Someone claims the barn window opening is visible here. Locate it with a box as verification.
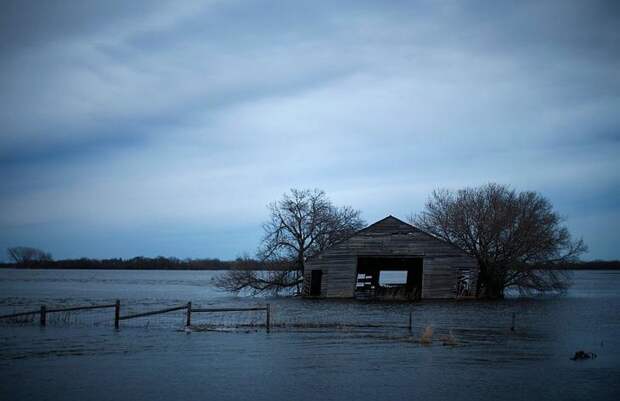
[355,257,423,300]
[379,271,408,286]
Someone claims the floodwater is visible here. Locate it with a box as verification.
[0,269,619,401]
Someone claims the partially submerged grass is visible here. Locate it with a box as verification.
[420,325,433,345]
[49,311,79,325]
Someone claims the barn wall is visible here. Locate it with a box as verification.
[304,217,478,299]
[306,256,356,298]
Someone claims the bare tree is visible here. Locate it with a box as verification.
[215,189,365,295]
[214,265,302,296]
[7,246,53,267]
[411,183,587,299]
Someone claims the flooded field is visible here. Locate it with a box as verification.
[1,269,619,401]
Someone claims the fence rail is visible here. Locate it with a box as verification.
[47,304,117,313]
[0,309,40,319]
[190,305,271,331]
[0,302,119,327]
[119,305,188,321]
[191,307,268,312]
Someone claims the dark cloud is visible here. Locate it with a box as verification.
[0,0,164,53]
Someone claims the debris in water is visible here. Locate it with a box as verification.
[440,330,457,346]
[570,351,597,361]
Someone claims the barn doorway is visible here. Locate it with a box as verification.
[355,257,423,300]
[309,270,323,296]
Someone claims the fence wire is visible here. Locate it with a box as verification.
[1,301,522,347]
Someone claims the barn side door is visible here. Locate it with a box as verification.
[310,270,323,296]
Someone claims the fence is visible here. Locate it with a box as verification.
[0,301,271,331]
[0,303,521,339]
[0,301,412,333]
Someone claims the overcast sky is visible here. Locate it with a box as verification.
[0,0,618,261]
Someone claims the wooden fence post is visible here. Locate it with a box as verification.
[114,300,120,329]
[186,302,192,327]
[409,311,413,334]
[40,305,46,327]
[266,304,271,333]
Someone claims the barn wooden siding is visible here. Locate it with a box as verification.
[303,216,478,299]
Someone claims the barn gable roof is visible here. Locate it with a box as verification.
[307,215,472,263]
[357,215,418,235]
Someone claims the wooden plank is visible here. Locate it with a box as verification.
[0,310,40,319]
[191,307,267,313]
[119,305,188,320]
[46,304,116,313]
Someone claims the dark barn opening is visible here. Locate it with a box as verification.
[309,270,323,296]
[355,257,423,300]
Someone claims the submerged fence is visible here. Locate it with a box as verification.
[0,302,521,341]
[0,301,272,331]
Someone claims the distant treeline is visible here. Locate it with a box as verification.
[0,256,291,271]
[547,260,620,270]
[1,252,618,271]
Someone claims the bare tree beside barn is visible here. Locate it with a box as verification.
[215,189,365,295]
[411,183,587,298]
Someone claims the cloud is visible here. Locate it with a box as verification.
[0,0,618,259]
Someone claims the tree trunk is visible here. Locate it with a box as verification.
[476,264,505,299]
[484,279,505,299]
[475,262,487,298]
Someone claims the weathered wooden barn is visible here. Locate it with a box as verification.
[302,216,478,300]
